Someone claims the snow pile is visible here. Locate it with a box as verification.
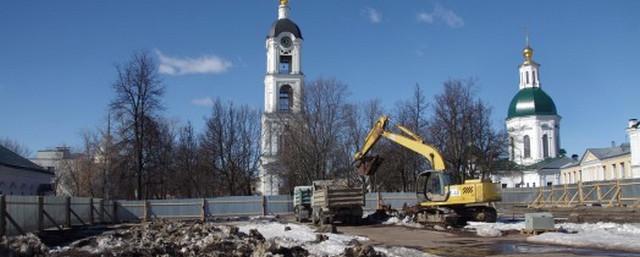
[465,221,525,237]
[528,222,640,252]
[382,216,425,229]
[238,220,438,257]
[238,221,368,256]
[45,220,326,257]
[374,246,440,257]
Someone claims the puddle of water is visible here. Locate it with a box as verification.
[424,240,640,257]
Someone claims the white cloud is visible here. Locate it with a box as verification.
[417,4,464,28]
[362,7,382,24]
[191,97,215,107]
[155,50,232,76]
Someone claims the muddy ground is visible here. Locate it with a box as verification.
[337,223,640,257]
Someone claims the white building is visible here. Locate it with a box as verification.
[628,119,640,177]
[561,144,632,184]
[494,39,574,188]
[506,42,561,166]
[0,145,54,195]
[494,157,576,188]
[258,0,305,195]
[31,146,80,196]
[559,119,640,184]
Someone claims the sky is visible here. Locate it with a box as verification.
[0,0,639,158]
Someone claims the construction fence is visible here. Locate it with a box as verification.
[0,192,417,237]
[6,180,638,237]
[500,178,640,208]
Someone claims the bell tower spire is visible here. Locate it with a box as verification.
[518,35,541,90]
[278,0,289,19]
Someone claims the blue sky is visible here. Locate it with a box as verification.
[1,0,639,157]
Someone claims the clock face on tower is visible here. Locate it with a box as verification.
[280,37,292,49]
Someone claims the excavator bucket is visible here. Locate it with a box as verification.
[355,156,383,176]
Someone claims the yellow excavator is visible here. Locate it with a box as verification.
[354,116,501,224]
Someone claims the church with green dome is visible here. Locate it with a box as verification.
[505,42,562,167]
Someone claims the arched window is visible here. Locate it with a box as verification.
[523,135,531,158]
[533,71,537,84]
[542,134,549,158]
[279,55,292,74]
[509,137,515,160]
[278,85,293,112]
[526,71,530,84]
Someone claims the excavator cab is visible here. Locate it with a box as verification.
[416,171,453,202]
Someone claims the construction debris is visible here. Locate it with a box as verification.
[0,234,48,257]
[0,220,396,257]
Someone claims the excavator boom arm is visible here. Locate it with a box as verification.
[354,115,446,174]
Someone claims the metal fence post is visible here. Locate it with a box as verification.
[113,201,119,224]
[0,195,6,237]
[89,198,94,225]
[201,198,207,222]
[37,196,44,232]
[143,200,149,222]
[98,199,104,223]
[65,196,71,228]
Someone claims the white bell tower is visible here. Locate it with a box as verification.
[506,38,561,166]
[258,0,304,195]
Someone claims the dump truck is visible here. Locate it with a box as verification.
[293,185,313,222]
[311,179,364,225]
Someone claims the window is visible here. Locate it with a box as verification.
[278,85,293,112]
[279,55,292,74]
[621,163,626,178]
[526,71,530,84]
[602,165,607,180]
[532,182,536,187]
[523,135,531,158]
[509,137,515,160]
[533,71,537,84]
[501,184,507,189]
[547,182,553,186]
[526,182,530,188]
[612,164,618,179]
[542,134,549,158]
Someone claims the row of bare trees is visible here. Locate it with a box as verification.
[54,50,506,198]
[277,79,507,193]
[56,52,259,199]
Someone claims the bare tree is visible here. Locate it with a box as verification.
[0,137,32,158]
[201,100,261,196]
[278,78,352,192]
[428,79,506,181]
[174,122,202,197]
[110,51,164,200]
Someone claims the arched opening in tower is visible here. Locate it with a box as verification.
[279,85,293,112]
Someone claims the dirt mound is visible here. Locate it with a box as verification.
[1,220,391,257]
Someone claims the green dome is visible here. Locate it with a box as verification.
[507,87,557,119]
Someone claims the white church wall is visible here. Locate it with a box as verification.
[628,119,640,177]
[507,115,560,166]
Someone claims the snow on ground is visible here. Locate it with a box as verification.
[466,221,640,252]
[238,221,366,256]
[237,221,438,257]
[382,216,425,229]
[374,246,440,257]
[465,221,525,237]
[528,222,640,252]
